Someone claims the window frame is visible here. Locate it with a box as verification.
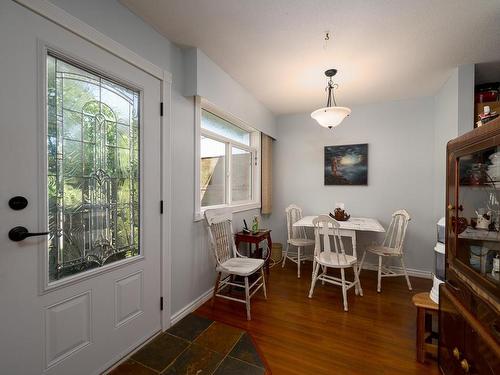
[194,96,261,221]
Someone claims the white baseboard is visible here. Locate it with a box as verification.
[361,262,432,279]
[170,287,214,326]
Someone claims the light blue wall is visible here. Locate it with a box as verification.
[433,69,459,221]
[458,64,475,136]
[270,97,437,273]
[48,0,276,316]
[433,64,475,221]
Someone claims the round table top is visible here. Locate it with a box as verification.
[412,292,439,310]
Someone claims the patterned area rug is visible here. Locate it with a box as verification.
[109,314,268,374]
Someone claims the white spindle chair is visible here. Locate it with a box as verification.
[282,204,315,278]
[308,215,362,311]
[204,209,267,320]
[358,209,412,293]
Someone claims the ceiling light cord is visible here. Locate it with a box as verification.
[326,79,338,107]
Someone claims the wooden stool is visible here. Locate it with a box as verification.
[412,292,439,363]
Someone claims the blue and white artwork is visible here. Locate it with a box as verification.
[324,144,368,185]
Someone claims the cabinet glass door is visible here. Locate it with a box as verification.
[455,145,500,287]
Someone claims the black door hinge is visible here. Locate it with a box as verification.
[160,297,164,311]
[160,102,164,117]
[160,200,164,214]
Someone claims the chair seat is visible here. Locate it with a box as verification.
[217,257,264,276]
[367,245,402,257]
[315,252,357,268]
[288,238,315,247]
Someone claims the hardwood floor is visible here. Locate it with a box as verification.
[196,262,440,375]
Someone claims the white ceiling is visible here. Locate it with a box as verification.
[121,0,500,115]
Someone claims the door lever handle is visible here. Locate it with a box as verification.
[9,226,49,242]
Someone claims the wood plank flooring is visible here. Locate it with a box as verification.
[196,262,440,375]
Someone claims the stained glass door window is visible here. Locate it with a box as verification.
[47,53,140,282]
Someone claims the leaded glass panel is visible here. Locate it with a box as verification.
[47,53,140,282]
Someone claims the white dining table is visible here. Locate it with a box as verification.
[292,216,385,261]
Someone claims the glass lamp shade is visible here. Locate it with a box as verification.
[311,106,351,128]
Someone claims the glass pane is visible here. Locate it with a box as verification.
[200,136,225,207]
[46,53,140,282]
[456,145,500,285]
[201,109,250,145]
[231,147,252,202]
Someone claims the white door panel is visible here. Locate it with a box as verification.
[0,2,162,374]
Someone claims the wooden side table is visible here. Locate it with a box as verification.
[234,230,272,273]
[412,292,439,363]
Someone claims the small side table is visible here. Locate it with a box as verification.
[234,230,272,273]
[412,292,439,363]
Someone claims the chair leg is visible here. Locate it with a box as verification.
[354,262,363,296]
[358,251,367,279]
[212,272,221,306]
[261,267,267,299]
[341,268,348,312]
[244,276,251,320]
[401,257,413,291]
[321,265,326,285]
[377,256,383,293]
[297,247,301,278]
[308,262,320,298]
[282,242,289,268]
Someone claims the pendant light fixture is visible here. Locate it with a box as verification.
[311,69,351,129]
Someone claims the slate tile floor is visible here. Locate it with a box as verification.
[109,314,267,375]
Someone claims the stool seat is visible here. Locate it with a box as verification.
[412,292,438,310]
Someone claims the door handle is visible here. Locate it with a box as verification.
[9,226,49,242]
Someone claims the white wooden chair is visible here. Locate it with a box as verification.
[358,209,412,293]
[308,215,362,311]
[282,204,315,278]
[204,209,266,320]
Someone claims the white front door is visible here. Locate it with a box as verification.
[0,2,163,374]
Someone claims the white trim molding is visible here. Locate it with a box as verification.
[194,96,262,221]
[160,71,173,329]
[14,0,172,82]
[170,287,214,326]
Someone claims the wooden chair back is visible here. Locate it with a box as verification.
[382,209,411,254]
[204,209,236,266]
[312,215,347,264]
[285,204,307,241]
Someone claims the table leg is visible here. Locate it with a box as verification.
[350,232,362,295]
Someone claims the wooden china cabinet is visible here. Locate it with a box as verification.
[440,117,500,374]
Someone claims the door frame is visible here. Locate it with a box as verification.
[14,0,173,330]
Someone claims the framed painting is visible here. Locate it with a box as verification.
[324,143,368,185]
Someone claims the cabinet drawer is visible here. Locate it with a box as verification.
[446,268,472,309]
